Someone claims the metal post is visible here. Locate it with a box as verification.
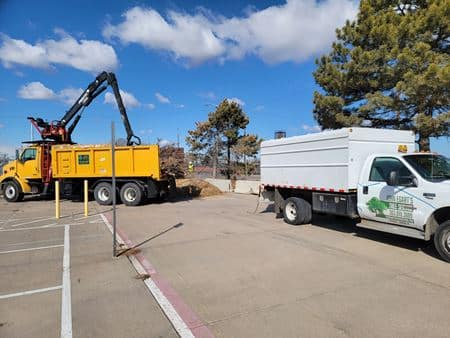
[84,180,88,217]
[111,122,117,257]
[55,180,60,219]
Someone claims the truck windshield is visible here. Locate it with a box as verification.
[404,154,450,182]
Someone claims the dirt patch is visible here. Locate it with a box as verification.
[176,179,222,198]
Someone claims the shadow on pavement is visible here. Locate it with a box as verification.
[260,202,441,261]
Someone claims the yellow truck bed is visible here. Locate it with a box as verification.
[52,144,161,179]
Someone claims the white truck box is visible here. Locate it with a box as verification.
[260,128,415,191]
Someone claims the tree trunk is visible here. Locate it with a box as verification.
[226,141,231,179]
[212,137,218,178]
[418,134,430,152]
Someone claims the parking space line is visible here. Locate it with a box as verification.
[0,285,62,300]
[10,217,56,227]
[0,221,88,232]
[0,224,60,232]
[61,224,72,338]
[0,244,63,254]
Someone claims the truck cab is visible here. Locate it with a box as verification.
[357,152,450,260]
[0,145,44,201]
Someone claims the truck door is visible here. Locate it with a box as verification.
[17,147,41,179]
[357,157,428,231]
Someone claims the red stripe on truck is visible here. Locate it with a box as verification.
[261,184,346,193]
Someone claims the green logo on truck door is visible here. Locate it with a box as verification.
[366,197,389,217]
[366,195,414,225]
[78,154,89,165]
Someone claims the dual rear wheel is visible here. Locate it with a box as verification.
[283,197,312,225]
[93,182,144,206]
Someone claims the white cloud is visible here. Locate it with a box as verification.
[199,91,217,100]
[0,30,118,73]
[302,124,321,133]
[103,7,225,65]
[17,82,85,104]
[0,123,4,128]
[16,82,144,111]
[104,89,140,109]
[17,82,56,100]
[227,97,245,106]
[145,103,155,110]
[58,87,83,105]
[174,103,185,108]
[254,105,265,111]
[155,92,170,104]
[103,1,357,65]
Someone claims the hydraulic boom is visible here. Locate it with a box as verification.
[28,72,141,146]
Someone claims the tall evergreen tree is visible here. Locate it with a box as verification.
[313,0,449,150]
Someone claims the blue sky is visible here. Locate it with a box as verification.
[0,0,448,156]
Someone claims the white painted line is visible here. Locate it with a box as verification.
[0,285,62,300]
[0,223,60,232]
[100,214,195,338]
[74,215,104,221]
[0,221,87,233]
[10,216,56,227]
[61,225,72,338]
[0,244,63,254]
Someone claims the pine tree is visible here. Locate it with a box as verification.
[186,99,250,178]
[313,0,449,150]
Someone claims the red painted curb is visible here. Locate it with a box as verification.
[105,213,214,338]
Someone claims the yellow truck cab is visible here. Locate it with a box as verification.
[0,145,44,201]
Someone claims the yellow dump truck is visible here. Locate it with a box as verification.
[0,143,171,206]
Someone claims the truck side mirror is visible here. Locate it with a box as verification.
[386,170,399,186]
[15,149,19,160]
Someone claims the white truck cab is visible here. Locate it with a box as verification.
[261,128,450,262]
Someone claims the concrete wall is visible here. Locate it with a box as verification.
[205,178,260,195]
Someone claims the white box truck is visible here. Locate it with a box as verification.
[260,128,450,262]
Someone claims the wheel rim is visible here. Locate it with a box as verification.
[124,187,137,202]
[5,185,16,199]
[285,202,297,221]
[98,187,110,202]
[443,229,450,253]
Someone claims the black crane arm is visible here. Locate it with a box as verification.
[61,71,141,146]
[28,71,141,146]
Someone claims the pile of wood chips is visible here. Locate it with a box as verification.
[175,179,222,198]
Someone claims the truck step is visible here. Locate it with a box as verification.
[357,219,425,240]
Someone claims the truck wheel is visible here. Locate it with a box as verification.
[283,197,311,225]
[120,182,143,206]
[434,220,450,263]
[3,181,24,202]
[94,182,113,205]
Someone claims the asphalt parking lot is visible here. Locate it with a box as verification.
[1,193,449,338]
[0,198,177,338]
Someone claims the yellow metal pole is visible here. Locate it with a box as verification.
[84,180,88,217]
[55,180,60,219]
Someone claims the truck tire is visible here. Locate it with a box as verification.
[120,182,143,206]
[434,220,450,263]
[94,182,113,205]
[283,197,311,225]
[3,181,24,202]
